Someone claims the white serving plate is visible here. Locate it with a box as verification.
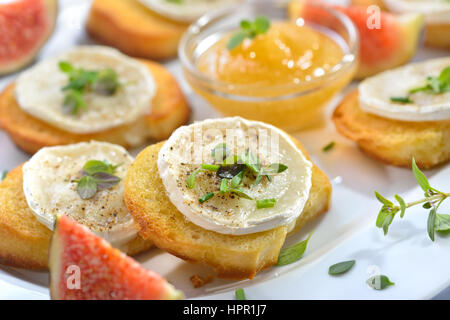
[0,0,449,300]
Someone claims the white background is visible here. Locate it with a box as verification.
[0,0,449,300]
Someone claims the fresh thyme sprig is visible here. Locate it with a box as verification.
[374,158,450,241]
[390,66,450,104]
[73,160,122,200]
[227,16,271,50]
[59,61,120,115]
[187,143,287,208]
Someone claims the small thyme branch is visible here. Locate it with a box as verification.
[374,158,449,241]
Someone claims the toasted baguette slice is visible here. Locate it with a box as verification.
[0,165,152,270]
[333,90,450,169]
[351,0,387,10]
[0,60,190,154]
[425,24,450,49]
[86,0,188,60]
[124,139,331,280]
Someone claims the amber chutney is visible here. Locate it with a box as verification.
[179,1,359,131]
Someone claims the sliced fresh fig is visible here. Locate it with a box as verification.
[288,2,424,79]
[0,0,58,75]
[334,6,423,79]
[49,215,184,300]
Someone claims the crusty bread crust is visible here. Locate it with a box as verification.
[124,139,332,280]
[332,90,450,169]
[350,0,387,10]
[0,166,152,270]
[425,24,450,49]
[0,60,190,154]
[86,0,188,60]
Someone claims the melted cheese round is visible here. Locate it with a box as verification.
[22,141,137,246]
[359,58,450,122]
[383,0,450,24]
[157,117,313,235]
[138,0,240,22]
[15,46,156,134]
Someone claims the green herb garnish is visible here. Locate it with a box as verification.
[227,16,271,50]
[276,231,313,266]
[1,170,8,181]
[390,96,413,104]
[256,198,276,209]
[211,143,229,162]
[220,179,229,193]
[235,288,246,300]
[435,214,450,233]
[199,192,214,203]
[73,160,122,200]
[188,143,287,205]
[83,159,121,175]
[322,141,335,152]
[390,66,450,104]
[374,158,450,241]
[366,275,395,290]
[328,260,355,275]
[59,61,120,115]
[230,188,253,200]
[240,150,261,173]
[201,164,220,171]
[230,170,245,188]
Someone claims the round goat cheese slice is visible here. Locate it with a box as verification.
[359,58,450,122]
[157,117,313,235]
[383,0,450,24]
[15,46,156,134]
[22,141,137,246]
[138,0,240,22]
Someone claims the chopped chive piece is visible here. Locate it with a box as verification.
[199,192,214,203]
[390,96,413,104]
[235,288,246,300]
[322,141,335,152]
[187,168,202,189]
[201,164,220,171]
[220,179,228,194]
[1,170,8,181]
[256,198,276,209]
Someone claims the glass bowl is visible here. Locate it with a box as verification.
[179,0,359,132]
